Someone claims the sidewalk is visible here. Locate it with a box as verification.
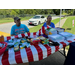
[55,18,67,27]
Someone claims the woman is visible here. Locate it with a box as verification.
[42,15,55,37]
[43,15,55,28]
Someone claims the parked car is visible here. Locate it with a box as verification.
[28,15,47,25]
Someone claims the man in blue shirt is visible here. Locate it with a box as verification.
[11,17,29,36]
[43,15,55,28]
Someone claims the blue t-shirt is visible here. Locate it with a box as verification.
[43,22,55,28]
[11,24,29,35]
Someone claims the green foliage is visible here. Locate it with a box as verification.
[10,10,17,16]
[53,9,60,15]
[0,9,59,16]
[0,9,74,16]
[62,12,68,15]
[0,16,34,24]
[62,16,75,50]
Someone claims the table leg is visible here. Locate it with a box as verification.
[63,47,66,58]
[58,47,66,58]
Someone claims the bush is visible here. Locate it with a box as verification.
[62,12,68,15]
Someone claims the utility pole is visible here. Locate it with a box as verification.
[59,9,62,27]
[73,9,74,15]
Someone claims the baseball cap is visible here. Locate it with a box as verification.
[14,17,20,21]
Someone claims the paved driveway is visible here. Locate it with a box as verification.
[0,16,59,34]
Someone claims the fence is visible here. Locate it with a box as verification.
[0,14,56,19]
[0,14,35,19]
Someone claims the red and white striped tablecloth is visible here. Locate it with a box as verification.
[0,40,70,65]
[4,26,46,41]
[0,26,75,65]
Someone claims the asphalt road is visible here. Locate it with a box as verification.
[0,16,60,34]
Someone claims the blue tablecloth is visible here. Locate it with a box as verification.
[64,42,75,65]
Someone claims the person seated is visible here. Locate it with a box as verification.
[43,15,55,28]
[11,17,29,36]
[42,15,55,38]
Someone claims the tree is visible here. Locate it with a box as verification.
[47,9,53,14]
[72,9,75,15]
[10,10,17,17]
[32,9,38,14]
[13,9,20,14]
[53,9,60,15]
[1,9,73,17]
[26,9,35,14]
[0,9,7,15]
[6,9,12,16]
[43,9,48,14]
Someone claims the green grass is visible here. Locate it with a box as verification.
[62,16,75,34]
[0,15,48,24]
[29,17,64,32]
[51,17,64,24]
[62,16,75,50]
[0,18,14,23]
[0,16,34,24]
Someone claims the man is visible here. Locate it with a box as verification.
[11,17,29,36]
[43,15,55,28]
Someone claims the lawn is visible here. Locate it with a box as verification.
[0,15,48,24]
[62,16,75,50]
[62,16,75,34]
[0,16,34,24]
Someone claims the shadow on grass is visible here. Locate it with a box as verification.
[66,28,71,30]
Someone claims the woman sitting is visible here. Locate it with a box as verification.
[43,15,55,28]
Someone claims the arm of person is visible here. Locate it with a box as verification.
[11,34,15,36]
[10,26,15,36]
[43,22,46,27]
[52,23,55,28]
[24,25,29,32]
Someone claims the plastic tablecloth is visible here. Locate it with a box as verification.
[0,40,70,65]
[0,26,75,65]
